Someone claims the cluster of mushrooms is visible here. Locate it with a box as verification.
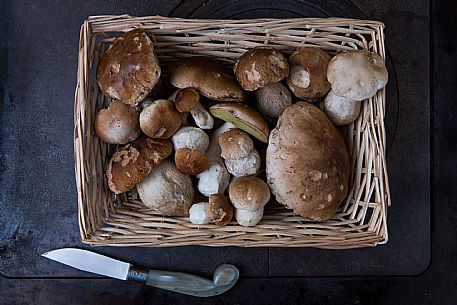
[95,28,388,226]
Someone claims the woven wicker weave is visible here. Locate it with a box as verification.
[74,15,390,248]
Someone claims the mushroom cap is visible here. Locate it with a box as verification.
[106,136,173,194]
[225,149,261,177]
[137,160,194,216]
[171,126,209,151]
[96,29,161,106]
[196,159,231,197]
[95,100,141,144]
[206,122,237,161]
[234,47,289,91]
[140,99,182,139]
[175,88,200,112]
[175,148,209,175]
[228,176,270,211]
[266,102,350,221]
[235,208,264,227]
[327,50,388,101]
[169,57,245,102]
[209,103,269,143]
[324,91,361,125]
[218,129,254,160]
[254,82,293,124]
[287,47,332,99]
[207,194,234,226]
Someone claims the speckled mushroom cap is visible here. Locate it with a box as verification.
[327,50,388,101]
[287,47,332,99]
[95,100,141,144]
[234,47,289,91]
[266,102,350,221]
[218,129,254,160]
[228,176,270,211]
[96,29,161,106]
[169,57,245,102]
[106,136,173,194]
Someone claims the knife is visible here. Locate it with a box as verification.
[42,248,239,297]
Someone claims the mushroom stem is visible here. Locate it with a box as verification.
[190,102,214,129]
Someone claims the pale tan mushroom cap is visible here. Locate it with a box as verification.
[95,100,141,144]
[140,99,182,139]
[234,47,289,91]
[96,29,161,106]
[327,50,388,101]
[228,176,270,211]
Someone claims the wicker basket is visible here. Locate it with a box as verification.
[74,15,390,248]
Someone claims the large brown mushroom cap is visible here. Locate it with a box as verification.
[234,47,289,91]
[139,99,182,139]
[327,50,388,101]
[106,136,173,194]
[95,100,141,144]
[169,57,245,102]
[266,102,350,221]
[96,29,161,106]
[287,47,332,99]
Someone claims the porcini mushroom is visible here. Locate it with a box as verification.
[209,103,269,143]
[96,29,161,106]
[287,47,332,99]
[218,129,254,160]
[106,136,173,194]
[95,100,141,144]
[189,195,233,226]
[171,126,210,175]
[327,50,388,101]
[254,82,292,124]
[137,160,194,216]
[323,91,361,125]
[139,99,182,139]
[234,47,289,91]
[174,88,214,129]
[169,57,244,102]
[229,176,270,226]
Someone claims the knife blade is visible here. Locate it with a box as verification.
[42,248,239,297]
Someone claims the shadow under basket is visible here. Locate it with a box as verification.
[74,15,390,248]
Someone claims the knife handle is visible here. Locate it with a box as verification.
[127,264,239,297]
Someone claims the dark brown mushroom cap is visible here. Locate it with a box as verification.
[234,47,289,91]
[96,29,161,106]
[106,136,173,194]
[175,88,200,112]
[169,57,245,102]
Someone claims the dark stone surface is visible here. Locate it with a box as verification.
[0,0,431,288]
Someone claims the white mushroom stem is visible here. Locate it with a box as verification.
[224,148,261,177]
[172,126,209,152]
[189,202,212,224]
[235,208,264,227]
[190,103,214,129]
[289,65,310,89]
[196,160,230,197]
[324,91,361,125]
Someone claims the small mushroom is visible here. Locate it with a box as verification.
[140,99,182,139]
[254,82,292,124]
[174,88,214,129]
[106,136,173,194]
[323,91,361,125]
[327,50,388,101]
[218,129,254,160]
[171,126,209,152]
[137,160,194,216]
[189,195,234,226]
[234,47,289,91]
[169,57,245,102]
[224,149,261,177]
[175,148,209,175]
[96,29,161,106]
[95,100,141,144]
[287,47,332,99]
[196,160,231,197]
[209,103,269,143]
[229,176,270,226]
